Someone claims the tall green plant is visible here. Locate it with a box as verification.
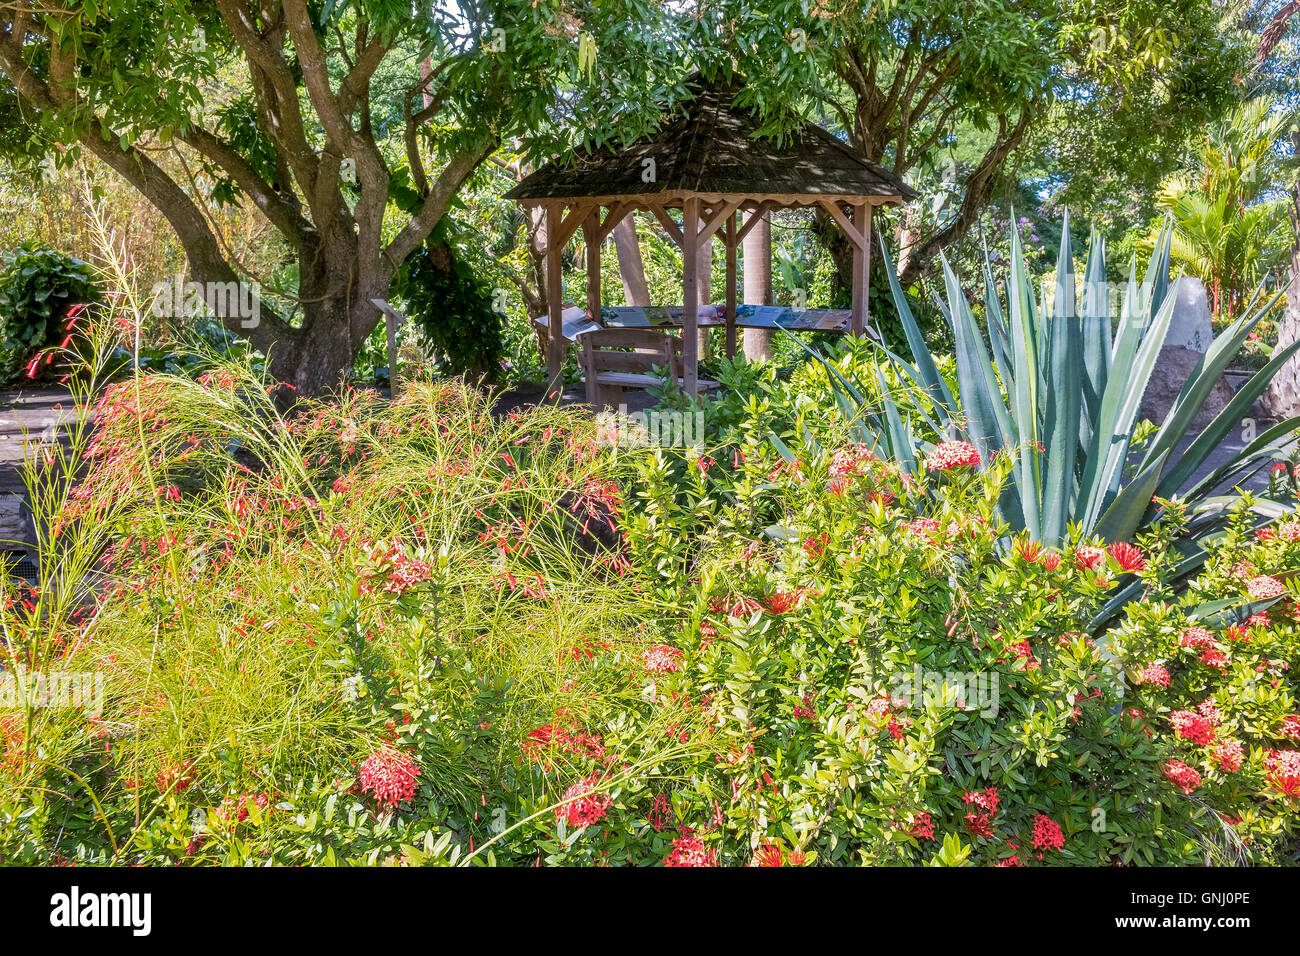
[791,218,1300,625]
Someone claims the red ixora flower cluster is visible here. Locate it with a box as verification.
[664,833,716,867]
[1170,710,1216,746]
[359,542,433,596]
[643,644,684,674]
[555,773,612,828]
[906,811,935,841]
[1135,663,1171,688]
[1265,750,1300,797]
[1107,541,1146,573]
[1074,545,1106,570]
[754,841,808,866]
[358,749,420,809]
[156,759,196,794]
[1213,740,1245,773]
[962,787,1000,839]
[522,720,605,768]
[1246,575,1287,601]
[926,440,981,472]
[764,588,811,614]
[1163,759,1202,794]
[1031,815,1065,857]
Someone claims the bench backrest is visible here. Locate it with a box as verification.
[581,328,679,378]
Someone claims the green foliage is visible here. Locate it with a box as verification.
[0,242,101,382]
[4,336,1300,866]
[1150,97,1294,322]
[396,236,504,383]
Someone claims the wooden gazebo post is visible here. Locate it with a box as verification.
[821,199,875,337]
[724,211,738,358]
[544,203,565,395]
[682,197,700,398]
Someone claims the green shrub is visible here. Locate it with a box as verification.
[3,340,1298,866]
[0,242,101,383]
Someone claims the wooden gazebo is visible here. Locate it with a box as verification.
[505,77,916,398]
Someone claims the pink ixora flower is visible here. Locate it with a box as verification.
[643,644,684,674]
[926,440,981,472]
[1246,575,1287,601]
[358,748,420,809]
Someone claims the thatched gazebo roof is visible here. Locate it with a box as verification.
[506,80,916,205]
[506,76,916,398]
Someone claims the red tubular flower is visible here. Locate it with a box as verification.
[764,588,809,614]
[755,842,784,867]
[926,440,981,472]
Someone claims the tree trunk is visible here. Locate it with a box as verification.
[1264,135,1300,420]
[613,216,650,306]
[743,212,773,361]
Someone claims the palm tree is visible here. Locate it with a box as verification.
[1154,97,1291,323]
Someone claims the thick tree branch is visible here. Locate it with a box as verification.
[181,127,315,246]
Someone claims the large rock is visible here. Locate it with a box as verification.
[1139,346,1235,431]
[1166,277,1214,352]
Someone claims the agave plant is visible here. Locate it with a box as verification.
[789,217,1300,627]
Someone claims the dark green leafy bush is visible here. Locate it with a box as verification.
[0,242,101,383]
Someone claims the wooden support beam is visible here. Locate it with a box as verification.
[583,209,602,321]
[546,201,592,253]
[697,199,744,245]
[682,197,700,399]
[545,204,566,396]
[820,199,866,249]
[725,211,738,359]
[594,201,636,243]
[649,203,684,245]
[735,201,777,246]
[582,210,602,404]
[849,201,872,338]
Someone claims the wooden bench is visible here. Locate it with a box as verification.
[580,328,718,409]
